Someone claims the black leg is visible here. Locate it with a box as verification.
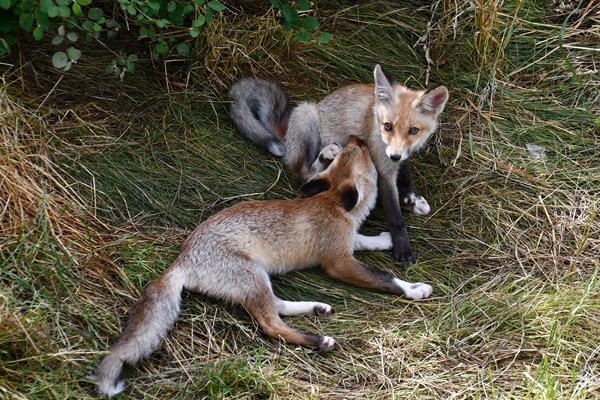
[378,174,415,263]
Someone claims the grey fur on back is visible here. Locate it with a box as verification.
[228,77,291,157]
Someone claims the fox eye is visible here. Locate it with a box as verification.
[383,122,393,132]
[408,127,419,135]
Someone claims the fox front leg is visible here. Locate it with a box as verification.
[396,160,430,216]
[321,256,432,300]
[378,174,415,263]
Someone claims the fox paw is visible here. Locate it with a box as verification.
[313,303,333,317]
[318,143,341,163]
[401,193,430,216]
[319,336,336,351]
[404,283,433,300]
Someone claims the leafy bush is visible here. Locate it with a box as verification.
[0,0,226,71]
[1,0,330,75]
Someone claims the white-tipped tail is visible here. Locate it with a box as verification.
[92,269,185,396]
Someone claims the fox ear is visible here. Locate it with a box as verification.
[373,64,394,102]
[418,86,449,117]
[339,182,359,211]
[299,177,331,197]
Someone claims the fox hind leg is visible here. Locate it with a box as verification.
[275,297,333,316]
[308,143,341,176]
[243,276,335,351]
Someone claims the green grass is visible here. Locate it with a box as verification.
[1,1,599,399]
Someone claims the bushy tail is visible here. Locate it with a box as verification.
[228,77,291,157]
[91,270,184,397]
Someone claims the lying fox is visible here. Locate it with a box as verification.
[229,65,449,263]
[91,136,433,397]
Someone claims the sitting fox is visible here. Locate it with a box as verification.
[91,136,433,397]
[229,65,449,263]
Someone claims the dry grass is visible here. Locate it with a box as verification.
[1,1,599,399]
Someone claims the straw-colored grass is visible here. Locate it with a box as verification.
[1,1,599,399]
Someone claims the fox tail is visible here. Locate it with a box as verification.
[91,269,185,397]
[228,77,292,157]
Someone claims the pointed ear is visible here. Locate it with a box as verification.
[418,86,449,117]
[373,64,393,102]
[299,177,331,197]
[339,182,359,212]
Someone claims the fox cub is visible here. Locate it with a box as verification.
[229,65,449,263]
[91,136,433,397]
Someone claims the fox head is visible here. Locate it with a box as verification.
[373,64,449,162]
[299,136,377,222]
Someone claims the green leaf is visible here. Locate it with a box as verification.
[207,0,225,11]
[33,26,44,40]
[298,0,310,11]
[55,0,71,6]
[58,25,65,36]
[88,7,103,20]
[19,14,34,32]
[205,7,213,24]
[127,54,138,61]
[47,5,60,18]
[167,1,176,12]
[189,27,200,37]
[51,35,64,45]
[67,46,81,61]
[66,32,78,41]
[75,0,92,5]
[52,51,68,68]
[92,23,101,32]
[148,1,160,12]
[126,61,135,72]
[193,0,204,4]
[192,16,205,27]
[105,63,115,73]
[63,60,72,71]
[154,41,168,54]
[81,20,94,31]
[303,16,319,31]
[126,4,136,15]
[72,2,82,16]
[0,0,11,11]
[39,0,52,12]
[58,5,71,17]
[268,0,280,8]
[318,32,333,44]
[36,9,51,28]
[182,4,194,15]
[156,19,169,28]
[105,19,118,29]
[296,31,310,42]
[176,42,190,56]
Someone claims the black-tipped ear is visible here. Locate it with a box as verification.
[418,86,449,116]
[340,184,359,211]
[299,177,331,197]
[373,64,393,102]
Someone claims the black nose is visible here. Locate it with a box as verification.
[389,154,401,162]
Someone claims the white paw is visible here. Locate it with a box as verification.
[319,336,336,351]
[314,303,333,316]
[319,143,341,162]
[402,193,430,215]
[404,282,433,300]
[413,196,430,215]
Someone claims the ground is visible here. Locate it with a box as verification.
[1,1,599,399]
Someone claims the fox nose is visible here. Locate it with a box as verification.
[389,154,402,162]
